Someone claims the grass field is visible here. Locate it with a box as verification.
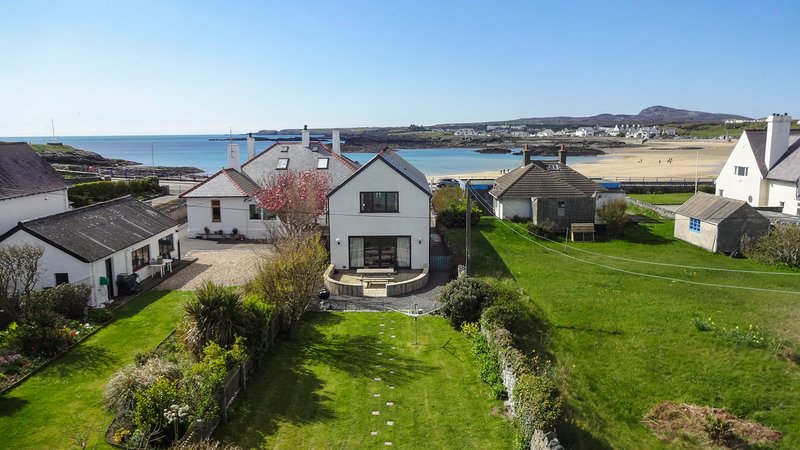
[0,290,188,449]
[628,192,695,205]
[445,216,800,449]
[216,312,515,449]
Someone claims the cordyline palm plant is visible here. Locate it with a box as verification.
[182,281,246,355]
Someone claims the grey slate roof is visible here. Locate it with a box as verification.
[327,147,432,198]
[242,141,359,188]
[4,196,178,262]
[767,135,800,182]
[489,160,606,199]
[378,148,431,195]
[742,130,800,178]
[0,142,68,200]
[180,168,259,198]
[675,192,751,224]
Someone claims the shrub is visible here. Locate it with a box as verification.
[0,322,21,350]
[527,220,557,239]
[103,356,182,413]
[461,322,506,399]
[597,199,629,236]
[437,277,497,327]
[69,177,160,207]
[182,340,245,424]
[481,280,527,333]
[744,224,800,268]
[437,203,481,228]
[17,301,72,356]
[133,377,182,443]
[182,282,246,355]
[514,372,562,434]
[48,283,91,321]
[241,294,275,354]
[88,307,113,324]
[432,186,465,214]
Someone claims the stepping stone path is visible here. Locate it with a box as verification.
[371,315,403,446]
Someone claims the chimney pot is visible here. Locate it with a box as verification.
[522,147,531,166]
[558,145,567,165]
[301,126,310,148]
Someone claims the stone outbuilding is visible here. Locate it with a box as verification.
[673,192,770,253]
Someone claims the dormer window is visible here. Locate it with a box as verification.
[317,158,329,169]
[734,166,748,176]
[277,158,289,170]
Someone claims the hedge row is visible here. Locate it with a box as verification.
[69,177,162,207]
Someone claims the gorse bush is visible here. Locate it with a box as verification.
[437,277,497,327]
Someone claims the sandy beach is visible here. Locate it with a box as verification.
[431,139,735,181]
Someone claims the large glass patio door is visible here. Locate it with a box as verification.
[350,236,411,269]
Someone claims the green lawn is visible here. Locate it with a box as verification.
[628,192,695,205]
[446,217,800,449]
[0,290,188,449]
[217,312,515,449]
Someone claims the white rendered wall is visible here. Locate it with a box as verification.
[673,215,719,252]
[1,230,89,290]
[329,159,430,269]
[496,198,531,219]
[716,136,767,205]
[767,180,799,215]
[185,197,247,236]
[0,189,69,235]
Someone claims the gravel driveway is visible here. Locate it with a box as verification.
[159,242,274,291]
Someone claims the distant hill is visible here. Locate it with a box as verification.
[437,106,753,127]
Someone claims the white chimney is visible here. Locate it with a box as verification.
[765,113,792,170]
[227,143,241,171]
[301,124,310,148]
[332,130,341,154]
[246,133,256,160]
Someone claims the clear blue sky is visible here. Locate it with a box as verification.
[1,0,798,136]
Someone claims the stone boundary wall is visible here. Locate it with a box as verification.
[626,197,676,219]
[482,328,564,450]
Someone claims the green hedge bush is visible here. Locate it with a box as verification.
[437,277,497,327]
[69,177,161,207]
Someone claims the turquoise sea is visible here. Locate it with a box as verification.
[1,134,598,176]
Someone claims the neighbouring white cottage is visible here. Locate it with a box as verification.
[327,148,431,270]
[673,192,770,253]
[0,196,180,307]
[181,129,359,239]
[716,114,800,215]
[0,142,70,234]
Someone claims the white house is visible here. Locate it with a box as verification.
[575,127,595,137]
[327,148,431,270]
[536,129,555,137]
[181,129,360,239]
[0,142,70,234]
[715,114,800,215]
[0,196,180,306]
[454,128,477,136]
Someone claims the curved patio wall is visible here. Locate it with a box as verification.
[386,264,429,297]
[323,264,364,297]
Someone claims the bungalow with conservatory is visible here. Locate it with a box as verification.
[180,129,359,239]
[0,142,70,234]
[715,114,800,215]
[673,192,769,254]
[0,196,180,307]
[327,148,431,271]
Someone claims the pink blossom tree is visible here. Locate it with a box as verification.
[253,170,330,237]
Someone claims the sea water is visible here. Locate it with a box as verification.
[1,134,597,176]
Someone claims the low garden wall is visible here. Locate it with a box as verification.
[323,265,364,297]
[626,197,676,219]
[386,264,429,296]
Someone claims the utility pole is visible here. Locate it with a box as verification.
[465,180,471,276]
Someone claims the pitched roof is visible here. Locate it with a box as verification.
[0,142,68,200]
[675,192,753,224]
[241,141,359,188]
[1,196,177,262]
[742,130,800,177]
[327,148,432,198]
[489,161,606,199]
[766,135,800,182]
[180,168,259,198]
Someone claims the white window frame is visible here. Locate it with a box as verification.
[734,166,748,176]
[277,158,289,170]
